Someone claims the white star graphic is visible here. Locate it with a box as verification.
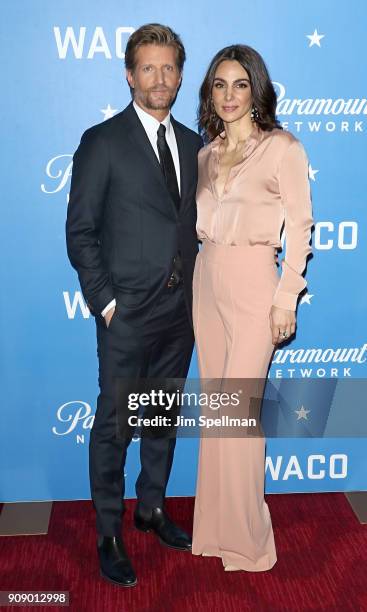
[300,293,314,305]
[308,164,319,181]
[101,104,118,120]
[295,405,311,420]
[307,29,325,47]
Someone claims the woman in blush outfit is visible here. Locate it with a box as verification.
[191,45,314,571]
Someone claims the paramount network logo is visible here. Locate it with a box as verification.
[53,401,94,437]
[270,344,367,378]
[52,400,138,445]
[41,154,72,203]
[274,81,366,133]
[274,82,367,117]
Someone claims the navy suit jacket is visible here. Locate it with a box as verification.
[66,101,203,326]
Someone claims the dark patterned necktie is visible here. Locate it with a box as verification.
[157,123,180,212]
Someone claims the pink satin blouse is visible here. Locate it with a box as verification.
[196,125,314,311]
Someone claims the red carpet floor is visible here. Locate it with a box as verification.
[1,494,366,612]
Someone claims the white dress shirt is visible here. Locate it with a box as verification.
[132,101,181,192]
[101,101,181,317]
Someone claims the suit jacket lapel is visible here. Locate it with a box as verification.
[171,116,189,213]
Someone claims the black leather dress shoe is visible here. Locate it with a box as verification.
[134,507,192,551]
[97,536,137,587]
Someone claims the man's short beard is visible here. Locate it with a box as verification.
[145,99,172,110]
[135,89,176,111]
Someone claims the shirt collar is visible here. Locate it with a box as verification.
[133,100,171,137]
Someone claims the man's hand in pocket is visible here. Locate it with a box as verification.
[104,307,115,328]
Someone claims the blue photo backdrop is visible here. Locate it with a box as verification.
[1,0,366,501]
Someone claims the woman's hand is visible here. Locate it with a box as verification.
[269,305,296,345]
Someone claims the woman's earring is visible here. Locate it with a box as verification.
[251,105,259,122]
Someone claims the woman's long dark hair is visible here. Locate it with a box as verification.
[198,45,282,142]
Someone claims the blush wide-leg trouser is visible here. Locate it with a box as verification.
[192,240,278,571]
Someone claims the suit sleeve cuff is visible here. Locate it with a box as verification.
[272,289,298,311]
[101,299,116,317]
[86,285,115,316]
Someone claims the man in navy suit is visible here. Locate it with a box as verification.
[66,23,202,587]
